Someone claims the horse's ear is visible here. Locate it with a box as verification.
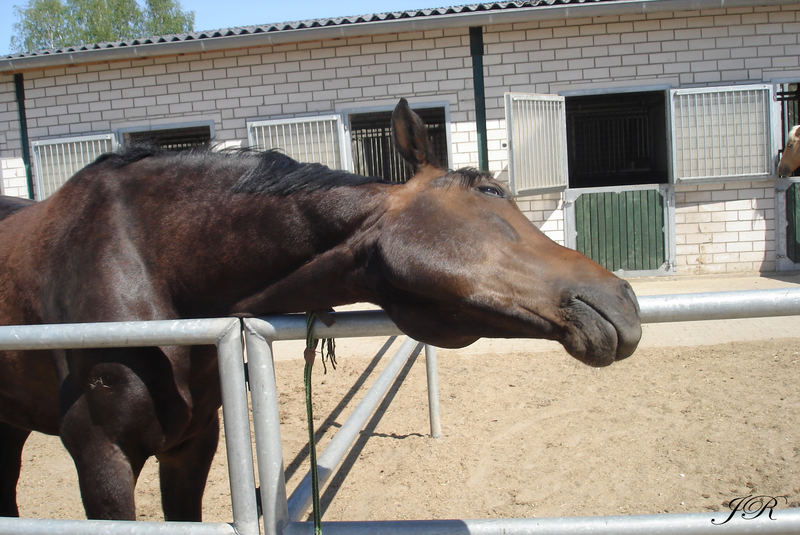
[392,98,438,171]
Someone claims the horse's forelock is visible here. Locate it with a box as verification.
[791,125,800,140]
[443,167,495,189]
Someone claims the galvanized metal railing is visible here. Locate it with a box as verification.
[1,287,800,535]
[0,318,252,535]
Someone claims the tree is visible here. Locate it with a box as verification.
[142,0,193,37]
[10,0,194,53]
[10,0,70,52]
[68,0,145,45]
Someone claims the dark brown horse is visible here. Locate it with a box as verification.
[0,99,640,521]
[0,195,35,220]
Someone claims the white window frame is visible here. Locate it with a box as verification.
[669,84,774,183]
[30,133,117,199]
[504,92,569,196]
[247,115,350,170]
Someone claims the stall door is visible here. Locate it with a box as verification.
[787,182,800,263]
[571,187,668,272]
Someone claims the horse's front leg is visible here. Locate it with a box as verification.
[157,413,219,521]
[59,358,163,520]
[0,422,31,516]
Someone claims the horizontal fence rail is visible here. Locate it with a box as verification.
[283,508,800,535]
[0,518,237,535]
[1,287,798,351]
[637,287,800,323]
[0,317,239,349]
[1,287,800,535]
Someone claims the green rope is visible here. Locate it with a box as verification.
[304,312,323,535]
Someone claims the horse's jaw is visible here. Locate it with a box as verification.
[379,280,641,368]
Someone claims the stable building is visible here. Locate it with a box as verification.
[2,0,799,276]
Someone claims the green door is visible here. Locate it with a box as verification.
[574,189,666,272]
[787,182,800,263]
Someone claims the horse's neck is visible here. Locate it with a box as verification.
[181,184,389,316]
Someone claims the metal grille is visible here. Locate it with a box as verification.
[565,91,668,188]
[124,125,210,150]
[671,85,773,181]
[777,83,800,140]
[350,108,448,183]
[31,134,116,199]
[247,115,347,169]
[572,114,650,175]
[505,93,568,195]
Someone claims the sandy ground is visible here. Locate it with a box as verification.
[13,272,800,523]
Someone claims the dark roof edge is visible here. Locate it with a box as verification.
[0,0,794,74]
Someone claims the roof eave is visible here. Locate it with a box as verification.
[0,0,794,74]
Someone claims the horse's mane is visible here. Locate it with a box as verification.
[91,144,491,195]
[91,144,388,196]
[230,149,386,196]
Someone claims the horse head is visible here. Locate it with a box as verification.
[368,99,641,367]
[778,125,800,177]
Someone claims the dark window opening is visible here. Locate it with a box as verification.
[777,82,800,177]
[349,107,448,182]
[565,91,668,188]
[123,125,211,151]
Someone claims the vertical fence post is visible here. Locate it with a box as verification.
[216,321,261,535]
[424,345,442,438]
[243,322,290,535]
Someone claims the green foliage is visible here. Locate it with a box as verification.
[142,0,193,37]
[10,0,195,53]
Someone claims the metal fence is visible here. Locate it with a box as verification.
[1,288,800,535]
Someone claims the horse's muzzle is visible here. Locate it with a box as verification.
[559,281,642,367]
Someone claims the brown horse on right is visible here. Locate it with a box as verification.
[0,99,640,521]
[779,124,800,177]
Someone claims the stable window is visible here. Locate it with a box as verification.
[31,133,117,199]
[122,125,212,150]
[247,115,348,170]
[349,107,448,182]
[777,82,800,177]
[565,91,668,189]
[670,84,773,182]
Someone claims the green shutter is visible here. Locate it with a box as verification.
[575,189,665,272]
[787,183,800,263]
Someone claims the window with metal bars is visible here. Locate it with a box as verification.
[31,133,117,199]
[565,91,668,189]
[349,107,448,183]
[504,93,569,195]
[122,125,211,151]
[247,115,347,170]
[670,84,773,182]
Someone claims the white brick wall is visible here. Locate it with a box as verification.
[0,76,28,198]
[674,180,776,273]
[1,3,799,274]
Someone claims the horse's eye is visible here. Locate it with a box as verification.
[477,185,505,198]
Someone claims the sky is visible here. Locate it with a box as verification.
[1,0,438,56]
